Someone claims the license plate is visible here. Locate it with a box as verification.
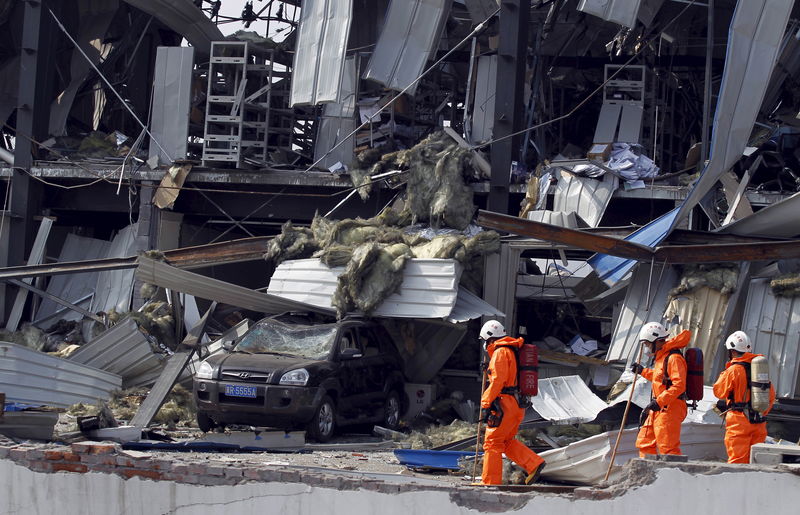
[224,384,257,398]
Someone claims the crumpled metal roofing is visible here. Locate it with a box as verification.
[530,375,609,424]
[290,0,353,106]
[364,0,451,95]
[552,170,618,228]
[718,190,800,238]
[91,223,139,315]
[0,342,121,408]
[122,0,223,54]
[268,258,501,321]
[68,317,166,389]
[136,257,330,315]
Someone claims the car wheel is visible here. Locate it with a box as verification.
[197,411,215,433]
[308,395,336,442]
[382,390,402,430]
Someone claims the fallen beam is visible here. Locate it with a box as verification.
[5,278,104,324]
[656,239,800,264]
[476,210,654,260]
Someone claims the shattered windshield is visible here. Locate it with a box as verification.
[234,320,337,360]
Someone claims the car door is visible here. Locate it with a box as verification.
[355,325,389,417]
[336,328,370,419]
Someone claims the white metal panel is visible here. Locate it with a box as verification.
[35,233,111,324]
[553,171,618,228]
[593,103,621,143]
[530,375,609,424]
[150,47,194,165]
[526,210,579,228]
[91,224,139,315]
[364,0,451,95]
[617,104,644,143]
[719,190,800,238]
[290,0,353,106]
[577,0,642,29]
[671,0,794,230]
[315,58,357,169]
[470,55,497,143]
[446,288,504,323]
[539,422,726,485]
[0,342,122,408]
[268,258,463,319]
[68,318,165,389]
[606,263,678,362]
[742,277,800,398]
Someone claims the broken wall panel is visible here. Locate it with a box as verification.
[470,54,497,143]
[0,342,122,408]
[742,277,800,398]
[34,233,111,325]
[577,0,642,29]
[552,171,618,228]
[718,190,800,238]
[149,47,194,166]
[91,224,139,315]
[290,0,353,106]
[606,262,678,362]
[68,317,165,389]
[530,375,609,424]
[363,0,451,95]
[314,57,357,169]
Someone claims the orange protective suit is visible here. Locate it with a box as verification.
[480,336,544,485]
[712,353,776,464]
[636,330,691,457]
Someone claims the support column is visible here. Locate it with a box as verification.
[131,181,160,309]
[488,0,529,214]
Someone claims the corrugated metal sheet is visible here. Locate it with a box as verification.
[91,224,139,315]
[364,0,451,95]
[470,54,496,143]
[742,277,800,398]
[149,46,194,165]
[719,190,800,238]
[136,257,326,315]
[35,233,111,324]
[526,210,579,228]
[577,0,642,28]
[588,208,677,286]
[268,258,463,319]
[122,0,223,54]
[290,0,353,106]
[664,287,731,383]
[553,170,618,228]
[539,422,726,485]
[0,342,122,408]
[606,262,678,362]
[530,375,609,424]
[447,288,503,323]
[68,318,166,389]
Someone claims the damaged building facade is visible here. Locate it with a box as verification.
[2,0,800,509]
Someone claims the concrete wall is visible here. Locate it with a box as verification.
[2,441,800,514]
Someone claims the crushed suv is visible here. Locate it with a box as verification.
[193,316,406,442]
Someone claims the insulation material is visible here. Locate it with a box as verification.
[68,385,196,429]
[664,287,731,383]
[263,221,320,267]
[668,263,740,298]
[332,242,414,317]
[290,0,353,106]
[770,273,800,297]
[364,0,451,95]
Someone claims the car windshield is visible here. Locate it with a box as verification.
[233,320,337,360]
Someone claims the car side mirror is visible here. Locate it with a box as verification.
[222,340,235,352]
[339,347,363,361]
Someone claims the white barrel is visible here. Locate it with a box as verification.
[750,356,771,414]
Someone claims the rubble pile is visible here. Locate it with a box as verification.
[67,385,197,430]
[402,419,476,450]
[0,321,85,354]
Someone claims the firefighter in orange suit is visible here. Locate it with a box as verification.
[478,320,545,485]
[713,331,776,463]
[630,322,691,457]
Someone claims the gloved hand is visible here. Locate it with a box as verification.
[645,399,661,412]
[479,408,490,424]
[630,362,645,375]
[716,400,728,412]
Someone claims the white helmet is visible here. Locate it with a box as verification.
[480,320,506,340]
[638,322,668,343]
[725,331,751,353]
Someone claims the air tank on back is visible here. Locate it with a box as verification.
[750,355,771,414]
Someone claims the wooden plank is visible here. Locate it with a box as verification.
[6,217,53,330]
[129,303,215,428]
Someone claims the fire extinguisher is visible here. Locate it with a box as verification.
[518,342,539,397]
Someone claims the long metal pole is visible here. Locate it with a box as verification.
[471,360,489,483]
[604,343,645,482]
[701,0,714,163]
